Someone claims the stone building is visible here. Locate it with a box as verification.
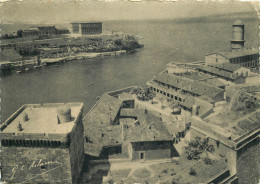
[23,27,39,37]
[196,63,255,83]
[37,26,57,37]
[22,26,69,37]
[83,92,177,161]
[205,48,259,68]
[205,20,259,68]
[71,22,102,35]
[0,103,84,183]
[147,73,224,107]
[190,90,260,184]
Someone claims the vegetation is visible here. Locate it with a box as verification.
[203,156,212,165]
[17,30,24,37]
[17,45,40,56]
[131,86,156,101]
[185,137,214,160]
[189,168,197,176]
[230,92,259,113]
[107,179,114,184]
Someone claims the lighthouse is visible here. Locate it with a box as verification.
[230,20,245,49]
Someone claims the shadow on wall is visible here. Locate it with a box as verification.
[80,154,111,184]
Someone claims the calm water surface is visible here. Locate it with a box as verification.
[1,18,258,121]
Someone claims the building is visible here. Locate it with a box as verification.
[205,48,259,68]
[80,22,102,35]
[56,28,70,35]
[71,23,80,34]
[147,73,224,107]
[71,22,102,35]
[83,91,177,161]
[205,20,259,68]
[37,26,57,37]
[190,90,260,184]
[196,63,254,83]
[22,27,39,37]
[0,103,84,183]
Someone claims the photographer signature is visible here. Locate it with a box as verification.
[11,159,62,180]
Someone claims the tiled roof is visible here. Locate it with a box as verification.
[180,96,195,109]
[196,65,236,80]
[204,78,226,88]
[83,94,123,156]
[218,48,259,59]
[154,74,224,99]
[213,63,244,73]
[83,93,122,129]
[125,110,173,142]
[175,72,213,81]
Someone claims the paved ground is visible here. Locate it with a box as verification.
[86,158,173,183]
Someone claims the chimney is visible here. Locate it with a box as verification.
[17,122,23,131]
[56,105,71,124]
[23,113,29,121]
[192,105,200,116]
[121,124,128,141]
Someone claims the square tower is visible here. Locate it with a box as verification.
[0,103,84,183]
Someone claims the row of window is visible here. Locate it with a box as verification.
[150,86,183,102]
[1,139,66,147]
[230,55,259,64]
[240,60,259,68]
[154,81,199,97]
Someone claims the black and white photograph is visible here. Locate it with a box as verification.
[0,0,259,183]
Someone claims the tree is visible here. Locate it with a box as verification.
[131,86,155,101]
[17,30,24,37]
[168,99,180,113]
[158,97,165,109]
[185,137,214,160]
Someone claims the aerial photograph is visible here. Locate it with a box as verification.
[0,0,259,183]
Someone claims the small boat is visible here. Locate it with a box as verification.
[25,68,30,71]
[16,71,22,74]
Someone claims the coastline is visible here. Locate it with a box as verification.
[42,49,128,65]
[0,49,139,75]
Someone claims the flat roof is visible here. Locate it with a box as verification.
[1,103,83,134]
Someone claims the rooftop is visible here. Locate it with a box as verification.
[1,103,83,134]
[122,109,174,142]
[233,19,244,25]
[203,78,226,88]
[153,74,224,99]
[196,65,236,80]
[83,93,123,129]
[212,63,244,73]
[204,92,260,140]
[174,71,213,81]
[213,48,259,59]
[24,27,39,31]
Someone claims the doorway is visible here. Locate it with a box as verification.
[139,152,145,160]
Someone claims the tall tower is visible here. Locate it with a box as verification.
[231,20,245,49]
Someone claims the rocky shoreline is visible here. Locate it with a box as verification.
[0,49,139,75]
